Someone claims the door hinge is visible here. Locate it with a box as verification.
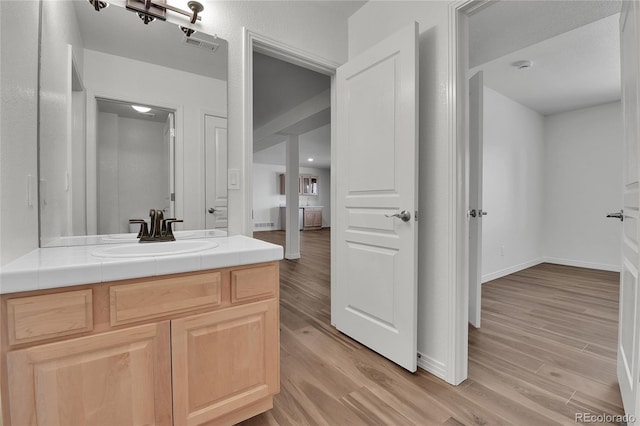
[170,128,176,138]
[415,210,419,221]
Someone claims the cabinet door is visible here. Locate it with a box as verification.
[312,210,322,227]
[171,300,279,425]
[6,322,172,426]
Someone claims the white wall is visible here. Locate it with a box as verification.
[252,163,331,231]
[482,87,545,281]
[543,101,623,270]
[481,96,623,279]
[83,49,226,231]
[39,0,85,244]
[349,1,459,383]
[97,112,119,235]
[97,113,169,234]
[0,1,39,266]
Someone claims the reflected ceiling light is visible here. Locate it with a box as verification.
[307,158,314,162]
[132,105,152,113]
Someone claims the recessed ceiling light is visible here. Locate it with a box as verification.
[512,60,533,70]
[132,105,152,113]
[307,158,314,162]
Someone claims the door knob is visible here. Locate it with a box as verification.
[606,210,624,221]
[385,210,411,222]
[468,209,487,218]
[208,208,217,214]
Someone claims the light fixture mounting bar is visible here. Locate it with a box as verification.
[126,0,202,22]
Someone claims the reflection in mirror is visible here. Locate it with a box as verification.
[95,99,174,234]
[39,1,228,247]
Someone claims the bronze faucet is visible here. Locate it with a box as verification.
[129,209,183,242]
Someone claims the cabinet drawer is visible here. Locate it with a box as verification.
[231,265,278,304]
[110,272,222,326]
[6,289,93,346]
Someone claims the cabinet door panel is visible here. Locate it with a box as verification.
[7,322,171,426]
[172,300,279,425]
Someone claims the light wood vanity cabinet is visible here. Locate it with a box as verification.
[1,262,280,426]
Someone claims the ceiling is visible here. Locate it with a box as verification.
[469,1,622,115]
[253,52,331,168]
[74,2,227,81]
[254,125,332,168]
[308,1,367,18]
[253,52,330,129]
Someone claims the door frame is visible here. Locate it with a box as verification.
[449,0,493,384]
[241,29,339,321]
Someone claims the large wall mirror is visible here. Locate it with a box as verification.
[39,1,228,247]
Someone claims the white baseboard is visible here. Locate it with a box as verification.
[542,257,621,272]
[481,258,544,283]
[417,352,447,381]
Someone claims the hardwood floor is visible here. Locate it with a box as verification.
[244,229,623,425]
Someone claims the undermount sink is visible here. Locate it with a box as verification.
[91,240,219,258]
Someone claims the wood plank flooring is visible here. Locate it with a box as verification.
[244,229,623,425]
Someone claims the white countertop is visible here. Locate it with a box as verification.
[0,235,284,294]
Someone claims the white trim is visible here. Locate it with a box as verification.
[449,0,474,387]
[242,28,339,238]
[481,258,544,283]
[542,257,621,273]
[449,0,494,386]
[417,352,447,381]
[330,73,337,326]
[481,257,620,283]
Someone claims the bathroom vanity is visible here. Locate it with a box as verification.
[0,236,283,425]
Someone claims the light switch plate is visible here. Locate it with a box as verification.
[228,169,240,190]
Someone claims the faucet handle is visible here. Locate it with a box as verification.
[162,219,183,241]
[129,219,149,238]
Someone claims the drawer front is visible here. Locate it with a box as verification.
[110,272,222,326]
[231,265,278,304]
[7,289,93,346]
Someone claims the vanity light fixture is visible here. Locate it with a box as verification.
[124,0,204,25]
[88,0,109,11]
[307,158,314,162]
[132,105,152,113]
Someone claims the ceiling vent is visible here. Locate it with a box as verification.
[512,60,533,70]
[183,36,219,53]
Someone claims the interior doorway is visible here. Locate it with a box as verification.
[464,0,623,326]
[461,0,625,415]
[251,51,331,259]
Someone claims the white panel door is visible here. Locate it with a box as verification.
[618,1,640,420]
[334,22,419,372]
[205,115,228,229]
[468,71,484,328]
